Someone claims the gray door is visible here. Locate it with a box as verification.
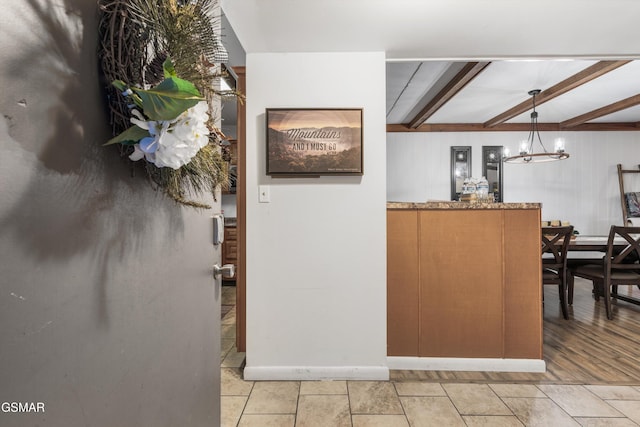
[0,1,221,425]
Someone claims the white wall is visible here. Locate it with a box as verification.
[387,131,640,235]
[244,52,388,380]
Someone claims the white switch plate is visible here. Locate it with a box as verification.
[259,185,270,203]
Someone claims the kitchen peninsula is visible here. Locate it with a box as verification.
[387,201,544,372]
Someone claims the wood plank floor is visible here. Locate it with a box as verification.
[390,277,640,385]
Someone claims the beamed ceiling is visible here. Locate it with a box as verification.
[386,59,640,132]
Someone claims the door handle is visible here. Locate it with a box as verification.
[213,264,235,279]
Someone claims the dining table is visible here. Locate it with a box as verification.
[567,235,629,251]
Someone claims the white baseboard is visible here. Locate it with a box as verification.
[242,358,544,380]
[243,365,390,381]
[387,357,546,373]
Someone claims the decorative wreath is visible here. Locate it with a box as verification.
[97,0,239,208]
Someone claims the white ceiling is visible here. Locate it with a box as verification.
[386,60,640,126]
[221,0,640,60]
[221,0,640,128]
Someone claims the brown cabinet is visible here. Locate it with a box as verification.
[387,210,420,356]
[387,206,542,359]
[222,225,237,281]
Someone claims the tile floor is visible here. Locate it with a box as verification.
[220,286,640,426]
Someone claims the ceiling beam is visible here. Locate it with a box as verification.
[483,60,631,128]
[387,122,640,132]
[407,61,490,129]
[560,94,640,128]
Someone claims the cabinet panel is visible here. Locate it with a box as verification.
[222,226,237,280]
[225,227,237,240]
[387,210,420,356]
[504,209,542,358]
[419,210,504,358]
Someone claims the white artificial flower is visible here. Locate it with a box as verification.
[128,101,210,170]
[129,144,145,161]
[129,143,156,163]
[130,109,149,130]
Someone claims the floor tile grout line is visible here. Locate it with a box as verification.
[234,380,253,426]
[346,380,353,425]
[296,381,303,426]
[493,390,527,425]
[499,384,611,425]
[540,384,629,420]
[439,383,465,420]
[534,384,585,420]
[581,384,630,416]
[391,381,411,426]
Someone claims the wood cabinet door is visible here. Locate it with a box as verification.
[387,210,420,356]
[503,209,543,359]
[223,226,238,280]
[419,210,504,358]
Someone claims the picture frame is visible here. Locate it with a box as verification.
[482,146,503,202]
[451,146,471,201]
[266,108,363,176]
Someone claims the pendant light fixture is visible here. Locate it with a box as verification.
[503,89,570,163]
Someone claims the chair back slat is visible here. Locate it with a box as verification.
[542,226,574,269]
[608,226,640,268]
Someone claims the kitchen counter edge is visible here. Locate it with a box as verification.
[387,201,541,210]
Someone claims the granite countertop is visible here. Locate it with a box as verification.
[387,201,541,210]
[224,217,237,227]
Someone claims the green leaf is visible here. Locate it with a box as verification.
[133,76,204,121]
[112,80,128,92]
[112,80,143,109]
[163,57,177,78]
[103,125,150,146]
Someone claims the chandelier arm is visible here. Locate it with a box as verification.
[534,115,549,153]
[532,90,544,153]
[528,113,535,153]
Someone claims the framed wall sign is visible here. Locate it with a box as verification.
[266,108,363,176]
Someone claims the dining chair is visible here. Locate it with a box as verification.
[570,225,640,320]
[541,225,574,320]
[567,258,601,306]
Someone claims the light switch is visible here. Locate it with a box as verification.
[259,185,270,203]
